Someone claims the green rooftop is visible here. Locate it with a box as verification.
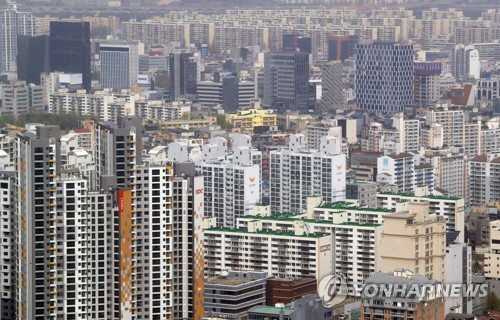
[317,202,395,213]
[205,227,326,238]
[379,192,461,201]
[239,215,380,228]
[248,305,294,316]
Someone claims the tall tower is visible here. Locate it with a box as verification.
[263,51,310,113]
[50,22,91,91]
[16,126,61,319]
[0,4,34,73]
[355,41,414,114]
[321,60,343,112]
[169,52,197,101]
[94,116,142,190]
[99,41,139,90]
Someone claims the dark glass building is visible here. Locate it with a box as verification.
[263,51,311,113]
[17,35,50,85]
[327,35,351,61]
[49,21,91,91]
[283,34,312,54]
[169,52,197,101]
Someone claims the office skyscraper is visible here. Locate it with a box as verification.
[355,41,414,114]
[50,22,91,91]
[17,35,50,85]
[321,61,343,112]
[169,52,198,101]
[99,41,139,90]
[263,51,310,112]
[0,4,34,73]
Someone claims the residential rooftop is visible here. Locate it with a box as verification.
[240,214,380,228]
[317,201,395,212]
[205,227,327,238]
[378,192,461,201]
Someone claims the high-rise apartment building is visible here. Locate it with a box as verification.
[99,41,139,90]
[263,51,310,113]
[50,22,91,91]
[377,153,416,193]
[377,188,465,243]
[426,107,465,148]
[380,202,447,282]
[451,44,481,82]
[0,4,34,73]
[355,41,414,114]
[192,137,261,227]
[270,134,346,214]
[414,61,442,107]
[204,218,332,281]
[237,211,382,285]
[392,113,420,152]
[485,220,500,280]
[169,52,198,101]
[467,155,500,207]
[94,116,142,190]
[0,172,14,319]
[1,81,44,117]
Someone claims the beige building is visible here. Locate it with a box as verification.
[485,220,500,280]
[381,202,446,282]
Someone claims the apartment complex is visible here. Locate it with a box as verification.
[237,211,382,285]
[204,221,332,281]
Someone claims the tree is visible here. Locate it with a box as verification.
[0,112,97,131]
[486,292,500,310]
[216,114,231,129]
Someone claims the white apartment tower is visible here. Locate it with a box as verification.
[193,136,261,227]
[392,113,420,152]
[0,4,34,73]
[270,134,346,214]
[377,153,416,193]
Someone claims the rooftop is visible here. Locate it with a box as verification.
[379,192,461,201]
[317,202,395,213]
[248,306,294,316]
[205,227,327,238]
[240,214,380,228]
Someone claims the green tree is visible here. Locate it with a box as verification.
[486,292,500,310]
[216,114,231,129]
[0,112,97,131]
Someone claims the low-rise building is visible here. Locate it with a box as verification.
[361,269,444,320]
[204,270,267,320]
